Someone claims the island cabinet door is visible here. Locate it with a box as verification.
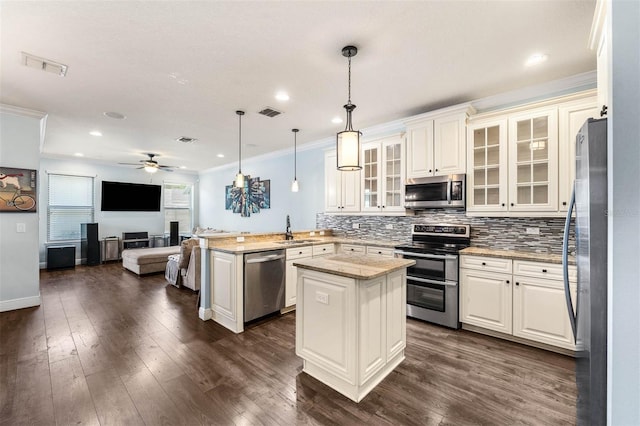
[358,277,387,384]
[296,270,357,385]
[386,270,406,360]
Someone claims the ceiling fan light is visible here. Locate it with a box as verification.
[144,165,158,173]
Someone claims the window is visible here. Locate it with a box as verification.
[164,182,193,234]
[48,174,94,241]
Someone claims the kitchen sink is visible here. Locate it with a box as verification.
[274,239,316,245]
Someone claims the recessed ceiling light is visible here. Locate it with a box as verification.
[104,111,126,120]
[332,117,343,124]
[275,91,290,101]
[89,130,102,137]
[217,154,225,158]
[179,166,187,169]
[525,53,548,67]
[74,153,84,157]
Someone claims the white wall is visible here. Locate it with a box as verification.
[0,108,43,311]
[39,157,199,264]
[199,144,326,233]
[609,1,640,423]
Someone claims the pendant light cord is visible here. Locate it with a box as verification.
[238,112,242,173]
[347,54,352,105]
[294,131,297,179]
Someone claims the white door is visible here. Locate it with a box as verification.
[460,268,512,334]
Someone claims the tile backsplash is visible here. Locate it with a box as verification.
[317,210,574,255]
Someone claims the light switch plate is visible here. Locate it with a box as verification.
[319,231,325,236]
[352,223,360,229]
[236,236,245,242]
[16,223,26,233]
[309,231,315,236]
[526,227,540,235]
[385,224,393,230]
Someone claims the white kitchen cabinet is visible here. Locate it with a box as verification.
[405,105,472,179]
[508,107,559,212]
[325,150,361,213]
[467,118,508,213]
[341,244,366,255]
[361,135,405,213]
[460,254,578,351]
[284,246,313,308]
[557,96,598,211]
[460,268,513,334]
[590,0,609,116]
[211,250,244,333]
[312,243,335,257]
[365,246,395,258]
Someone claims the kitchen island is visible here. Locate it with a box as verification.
[293,254,415,402]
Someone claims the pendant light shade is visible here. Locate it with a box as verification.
[234,110,245,188]
[291,128,299,192]
[336,45,362,171]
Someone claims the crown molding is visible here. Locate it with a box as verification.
[0,103,47,119]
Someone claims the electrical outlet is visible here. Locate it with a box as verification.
[315,292,329,304]
[352,223,360,229]
[309,231,316,236]
[385,224,393,230]
[526,227,540,235]
[319,231,325,236]
[16,223,26,233]
[236,236,245,242]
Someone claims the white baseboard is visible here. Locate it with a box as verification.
[39,259,83,269]
[0,294,41,312]
[199,307,213,321]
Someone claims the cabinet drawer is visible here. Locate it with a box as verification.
[312,244,335,257]
[366,246,395,258]
[460,255,512,274]
[286,246,313,260]
[341,244,366,255]
[513,260,577,281]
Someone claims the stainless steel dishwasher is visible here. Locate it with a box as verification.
[244,249,286,322]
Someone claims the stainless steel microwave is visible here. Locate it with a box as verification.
[404,174,466,209]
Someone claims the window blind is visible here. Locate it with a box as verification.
[48,174,94,241]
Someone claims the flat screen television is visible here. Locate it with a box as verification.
[101,181,161,212]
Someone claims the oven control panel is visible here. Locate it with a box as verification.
[412,224,470,237]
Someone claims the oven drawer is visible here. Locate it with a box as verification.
[513,260,576,281]
[460,255,512,274]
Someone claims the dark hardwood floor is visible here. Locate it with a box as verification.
[0,263,576,425]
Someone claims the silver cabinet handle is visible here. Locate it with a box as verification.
[563,182,577,341]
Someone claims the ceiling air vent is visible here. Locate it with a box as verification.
[21,52,68,77]
[175,136,197,144]
[258,107,282,118]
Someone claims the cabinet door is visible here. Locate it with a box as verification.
[361,142,381,212]
[285,259,297,307]
[341,167,361,212]
[467,119,508,213]
[434,114,466,175]
[381,137,405,212]
[386,270,406,360]
[508,107,558,212]
[512,276,576,350]
[558,98,598,212]
[460,268,512,334]
[405,121,433,178]
[212,252,237,320]
[324,151,341,212]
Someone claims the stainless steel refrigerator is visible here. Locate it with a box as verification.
[563,117,607,425]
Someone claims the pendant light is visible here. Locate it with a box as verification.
[336,45,362,171]
[234,110,245,188]
[291,128,300,192]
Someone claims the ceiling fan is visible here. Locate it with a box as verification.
[118,153,176,173]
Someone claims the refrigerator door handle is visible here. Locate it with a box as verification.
[563,181,577,341]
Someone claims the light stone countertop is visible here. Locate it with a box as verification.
[207,236,403,254]
[460,247,576,265]
[293,254,416,280]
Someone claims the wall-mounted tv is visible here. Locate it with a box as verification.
[101,181,161,212]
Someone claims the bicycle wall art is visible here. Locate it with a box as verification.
[0,167,37,213]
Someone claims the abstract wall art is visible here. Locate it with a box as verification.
[225,176,270,217]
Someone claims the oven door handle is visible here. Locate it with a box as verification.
[408,276,458,287]
[447,178,452,204]
[394,250,457,260]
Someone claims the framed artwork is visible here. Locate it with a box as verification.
[0,167,37,213]
[225,175,270,217]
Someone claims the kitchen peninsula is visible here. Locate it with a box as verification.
[293,254,415,402]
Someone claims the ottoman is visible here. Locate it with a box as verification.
[121,246,181,275]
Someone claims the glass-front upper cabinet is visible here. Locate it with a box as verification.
[508,107,558,212]
[361,134,405,213]
[467,119,508,213]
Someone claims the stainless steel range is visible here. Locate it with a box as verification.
[395,224,470,329]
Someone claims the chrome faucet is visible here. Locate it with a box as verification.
[285,215,293,240]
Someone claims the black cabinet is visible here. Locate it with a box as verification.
[81,223,100,266]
